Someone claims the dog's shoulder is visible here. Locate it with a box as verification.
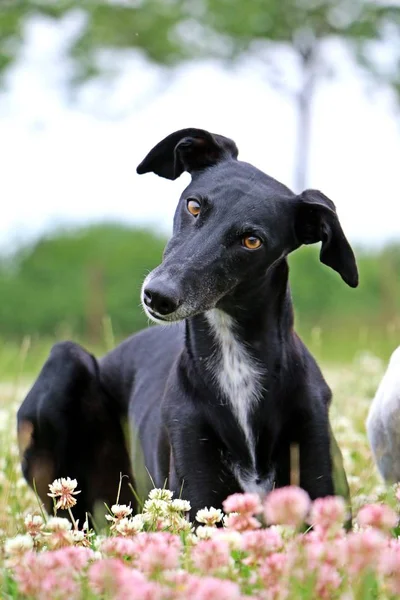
[102,323,185,364]
[98,323,185,406]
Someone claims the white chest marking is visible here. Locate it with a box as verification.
[206,309,263,466]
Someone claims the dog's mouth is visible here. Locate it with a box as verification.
[142,303,187,324]
[143,301,207,324]
[140,273,227,324]
[145,308,170,323]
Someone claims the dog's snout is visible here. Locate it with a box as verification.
[143,282,181,316]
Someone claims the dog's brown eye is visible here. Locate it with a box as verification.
[242,235,262,250]
[187,199,201,216]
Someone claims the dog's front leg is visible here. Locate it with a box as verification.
[166,409,237,523]
[297,410,335,501]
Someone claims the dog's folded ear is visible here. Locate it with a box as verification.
[294,189,358,288]
[136,128,239,180]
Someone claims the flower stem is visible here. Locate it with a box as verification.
[68,507,77,529]
[32,478,47,524]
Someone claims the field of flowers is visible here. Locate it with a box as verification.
[1,350,400,599]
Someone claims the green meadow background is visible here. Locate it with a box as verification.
[1,0,400,378]
[0,223,398,379]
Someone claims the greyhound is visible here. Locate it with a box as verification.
[367,346,400,483]
[17,128,358,524]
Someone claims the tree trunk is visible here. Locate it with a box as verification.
[294,47,317,193]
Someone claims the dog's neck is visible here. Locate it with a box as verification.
[186,258,294,374]
[184,259,294,480]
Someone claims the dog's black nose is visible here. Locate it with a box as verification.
[143,283,181,316]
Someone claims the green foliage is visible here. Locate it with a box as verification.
[0,222,399,368]
[2,1,398,193]
[0,223,165,339]
[289,244,400,324]
[289,244,400,363]
[0,0,399,88]
[0,0,189,88]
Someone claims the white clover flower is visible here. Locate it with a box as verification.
[169,515,194,533]
[47,531,74,549]
[24,514,43,527]
[49,478,76,495]
[71,530,86,543]
[170,499,191,513]
[222,512,239,528]
[130,514,145,530]
[24,514,44,536]
[148,488,174,502]
[114,517,132,536]
[48,477,81,510]
[143,498,169,515]
[195,525,216,539]
[141,511,159,525]
[93,535,106,551]
[5,534,33,555]
[115,515,144,536]
[110,504,133,519]
[195,507,223,525]
[185,533,198,545]
[46,517,72,532]
[216,530,242,550]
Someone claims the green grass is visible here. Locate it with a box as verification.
[298,321,399,365]
[0,331,397,598]
[0,319,398,382]
[0,330,390,535]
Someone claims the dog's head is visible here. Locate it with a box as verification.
[137,128,358,323]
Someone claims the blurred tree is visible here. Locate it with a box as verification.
[0,223,166,340]
[1,1,399,189]
[0,222,399,343]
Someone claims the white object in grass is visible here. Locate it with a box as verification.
[366,346,400,482]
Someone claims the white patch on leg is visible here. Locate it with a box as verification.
[206,309,263,468]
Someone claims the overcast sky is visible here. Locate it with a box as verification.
[1,15,399,253]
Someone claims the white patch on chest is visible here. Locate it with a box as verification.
[206,309,263,466]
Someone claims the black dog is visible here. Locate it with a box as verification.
[17,128,357,524]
